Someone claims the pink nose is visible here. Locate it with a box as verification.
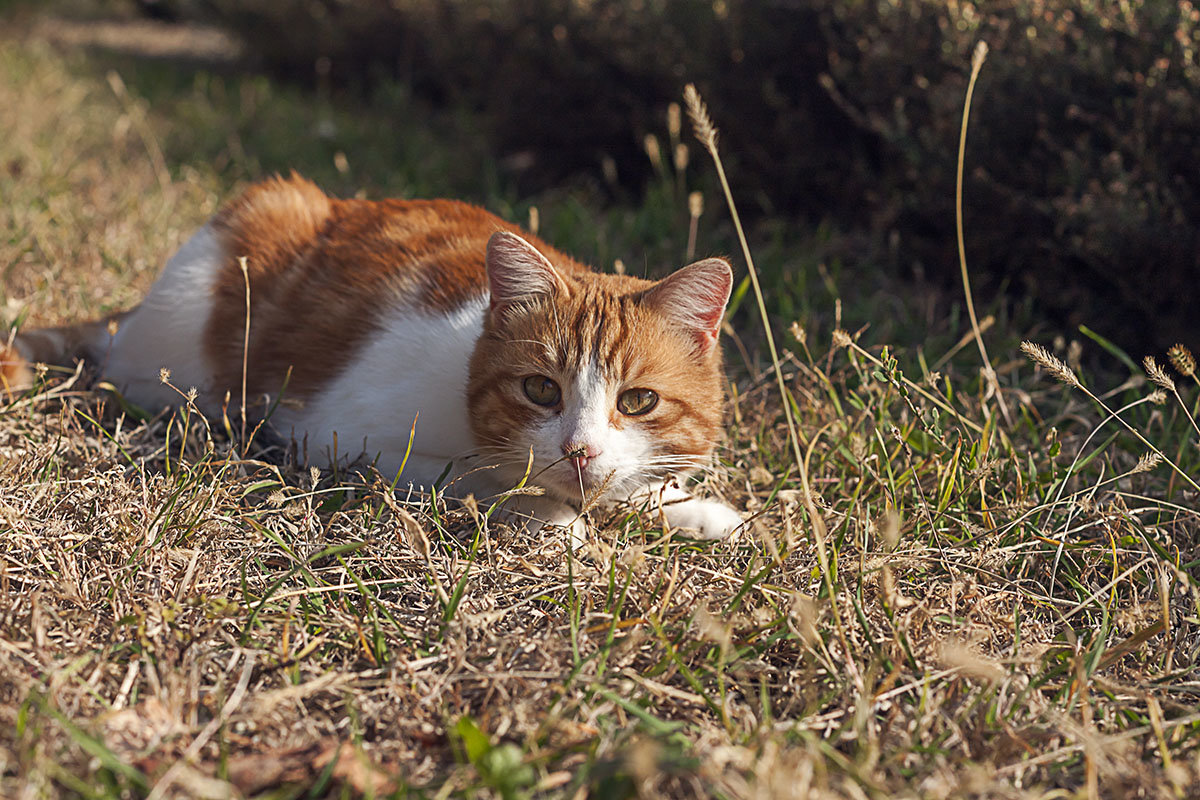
[564,443,601,471]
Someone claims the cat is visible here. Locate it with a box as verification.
[1,174,743,543]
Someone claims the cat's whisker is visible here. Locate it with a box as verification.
[641,457,714,472]
[471,431,515,445]
[642,456,709,467]
[648,460,710,472]
[653,454,712,465]
[471,443,520,455]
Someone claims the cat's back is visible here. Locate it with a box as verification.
[214,175,542,315]
[198,174,580,398]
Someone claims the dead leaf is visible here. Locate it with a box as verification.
[225,742,326,796]
[325,741,398,796]
[224,740,398,796]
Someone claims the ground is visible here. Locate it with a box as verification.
[2,11,1200,800]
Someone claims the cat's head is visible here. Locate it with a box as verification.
[467,231,731,505]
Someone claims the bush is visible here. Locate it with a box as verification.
[818,0,1200,351]
[153,0,1200,350]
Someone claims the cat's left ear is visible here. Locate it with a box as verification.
[642,257,733,354]
[486,231,570,313]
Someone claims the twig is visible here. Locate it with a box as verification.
[145,652,256,800]
[955,42,1012,427]
[238,256,251,449]
[683,82,859,686]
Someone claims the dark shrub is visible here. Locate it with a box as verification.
[818,1,1200,350]
[152,0,1200,349]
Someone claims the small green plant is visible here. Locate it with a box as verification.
[453,717,535,800]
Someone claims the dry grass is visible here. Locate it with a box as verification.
[3,18,1200,800]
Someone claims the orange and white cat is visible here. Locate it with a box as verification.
[2,175,743,542]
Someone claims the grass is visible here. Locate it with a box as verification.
[3,12,1200,799]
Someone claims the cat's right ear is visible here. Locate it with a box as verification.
[486,231,569,313]
[641,257,733,354]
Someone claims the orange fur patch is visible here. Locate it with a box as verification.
[0,344,32,395]
[205,174,585,399]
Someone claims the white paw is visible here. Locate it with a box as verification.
[661,498,743,540]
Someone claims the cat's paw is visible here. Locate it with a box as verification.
[661,498,744,540]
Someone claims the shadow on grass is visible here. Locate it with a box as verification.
[77,44,502,204]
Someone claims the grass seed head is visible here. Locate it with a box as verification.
[1167,343,1196,377]
[694,606,732,648]
[788,593,820,647]
[940,640,1004,683]
[1020,341,1081,388]
[673,142,688,173]
[579,468,617,516]
[1143,355,1176,392]
[788,321,807,347]
[880,565,913,608]
[1067,339,1083,370]
[879,509,901,550]
[1132,452,1163,474]
[972,40,989,71]
[683,83,718,154]
[643,133,662,170]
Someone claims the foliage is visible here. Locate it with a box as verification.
[153,0,1200,350]
[819,0,1200,350]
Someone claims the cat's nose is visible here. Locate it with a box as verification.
[563,443,601,471]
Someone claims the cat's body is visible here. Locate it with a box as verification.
[2,175,743,541]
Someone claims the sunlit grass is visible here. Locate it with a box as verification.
[2,15,1199,800]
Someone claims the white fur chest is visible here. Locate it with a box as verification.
[272,296,487,482]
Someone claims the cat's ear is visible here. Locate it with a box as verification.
[642,257,732,354]
[486,231,569,312]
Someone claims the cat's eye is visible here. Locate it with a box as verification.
[617,388,658,416]
[522,375,561,406]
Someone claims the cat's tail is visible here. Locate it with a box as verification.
[1,312,130,394]
[0,339,33,394]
